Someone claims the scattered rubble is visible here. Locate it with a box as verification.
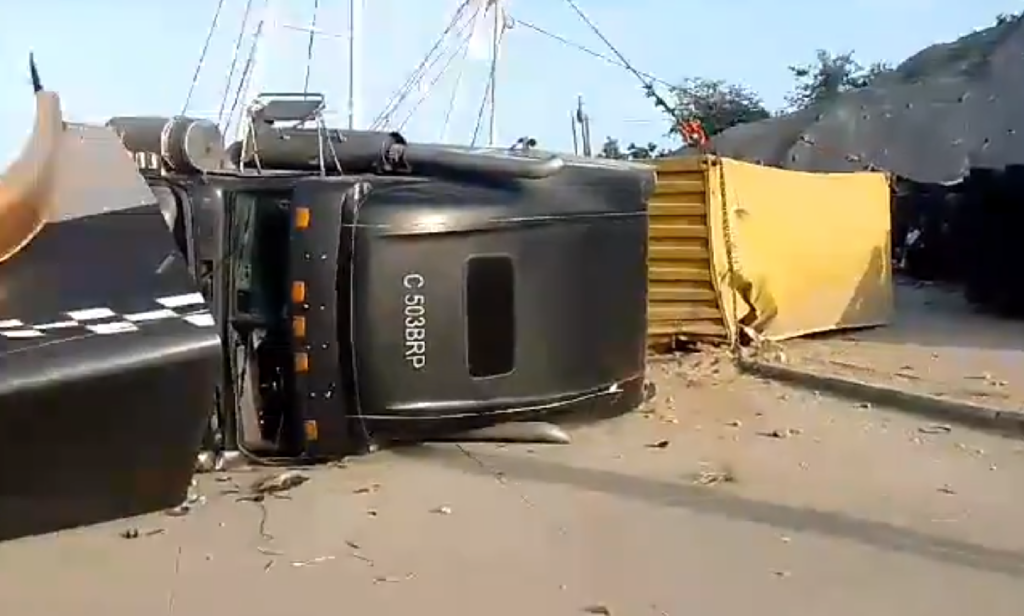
[165,478,205,517]
[691,466,737,486]
[919,423,953,435]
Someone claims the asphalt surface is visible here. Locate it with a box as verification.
[2,358,1024,615]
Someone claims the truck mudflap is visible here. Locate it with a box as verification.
[0,67,221,541]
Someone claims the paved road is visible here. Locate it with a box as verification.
[2,358,1024,615]
[781,282,1024,410]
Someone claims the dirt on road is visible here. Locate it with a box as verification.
[2,360,1024,615]
[775,281,1024,412]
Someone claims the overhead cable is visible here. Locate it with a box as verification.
[182,0,229,115]
[224,0,272,137]
[216,0,258,126]
[510,17,673,90]
[371,0,474,128]
[470,13,510,148]
[302,0,321,93]
[559,0,681,123]
[397,9,481,131]
[439,27,475,140]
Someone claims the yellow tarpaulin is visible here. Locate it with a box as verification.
[708,157,893,342]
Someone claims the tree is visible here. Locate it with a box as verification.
[625,142,660,159]
[598,137,672,160]
[786,50,893,110]
[599,137,625,159]
[995,12,1020,26]
[650,77,770,139]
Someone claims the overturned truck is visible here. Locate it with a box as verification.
[0,79,655,541]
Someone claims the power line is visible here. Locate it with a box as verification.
[302,0,321,93]
[371,0,474,129]
[182,0,229,115]
[511,17,674,90]
[557,0,682,125]
[396,23,477,131]
[216,0,257,126]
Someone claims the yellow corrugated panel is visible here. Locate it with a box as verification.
[647,155,893,351]
[648,155,728,349]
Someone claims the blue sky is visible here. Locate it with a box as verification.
[0,0,1019,165]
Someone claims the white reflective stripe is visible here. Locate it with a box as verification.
[86,321,139,335]
[123,309,179,322]
[156,292,206,308]
[183,312,216,327]
[0,319,24,329]
[35,320,80,330]
[1,329,44,338]
[67,308,117,321]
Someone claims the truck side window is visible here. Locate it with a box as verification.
[230,192,291,328]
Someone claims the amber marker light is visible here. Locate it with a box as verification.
[295,206,311,229]
[292,315,307,338]
[291,281,306,303]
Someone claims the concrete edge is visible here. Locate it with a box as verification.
[736,358,1024,438]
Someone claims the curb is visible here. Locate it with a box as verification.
[736,358,1024,438]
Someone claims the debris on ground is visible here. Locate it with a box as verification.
[353,482,381,495]
[119,527,165,540]
[195,450,247,474]
[291,555,335,568]
[212,470,311,542]
[582,604,613,615]
[645,439,671,449]
[649,345,738,389]
[165,478,205,517]
[248,470,310,496]
[691,463,737,486]
[430,505,453,515]
[373,573,415,584]
[195,451,216,473]
[919,423,953,435]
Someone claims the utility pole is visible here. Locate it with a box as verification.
[486,0,502,146]
[575,95,592,156]
[570,109,579,155]
[348,0,361,129]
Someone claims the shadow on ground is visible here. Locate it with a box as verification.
[803,282,1024,353]
[395,444,1024,578]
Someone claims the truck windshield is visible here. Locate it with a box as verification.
[230,191,291,328]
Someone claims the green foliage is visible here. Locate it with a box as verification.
[597,137,672,160]
[785,50,893,110]
[649,77,771,138]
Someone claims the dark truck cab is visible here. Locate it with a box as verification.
[0,95,654,541]
[155,155,654,462]
[125,95,652,463]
